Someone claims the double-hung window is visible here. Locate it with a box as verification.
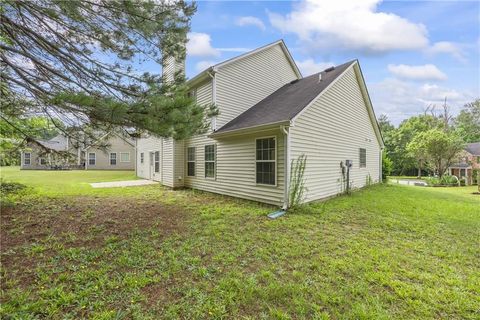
[187,147,196,177]
[359,148,366,168]
[40,158,47,165]
[154,151,160,173]
[204,145,215,178]
[256,137,276,185]
[140,152,144,164]
[24,152,31,165]
[120,152,130,162]
[110,153,117,165]
[88,152,96,165]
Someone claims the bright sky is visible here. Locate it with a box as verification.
[182,0,479,125]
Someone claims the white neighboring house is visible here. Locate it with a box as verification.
[136,40,384,207]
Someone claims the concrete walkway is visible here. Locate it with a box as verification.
[90,179,158,188]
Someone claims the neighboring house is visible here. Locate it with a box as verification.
[448,142,480,185]
[20,134,77,170]
[136,40,384,207]
[84,133,135,170]
[21,132,135,171]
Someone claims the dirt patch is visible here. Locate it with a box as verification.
[1,196,189,287]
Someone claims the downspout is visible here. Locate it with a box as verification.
[134,138,138,177]
[208,67,217,131]
[281,125,291,210]
[380,148,383,183]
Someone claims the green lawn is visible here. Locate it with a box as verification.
[0,166,137,196]
[1,168,479,319]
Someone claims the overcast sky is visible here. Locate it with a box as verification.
[181,0,479,126]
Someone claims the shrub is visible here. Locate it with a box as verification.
[425,177,441,186]
[382,152,393,182]
[440,175,459,186]
[0,180,27,195]
[459,177,466,186]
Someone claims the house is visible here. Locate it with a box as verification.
[20,134,78,170]
[21,132,135,171]
[136,40,384,207]
[84,133,135,170]
[448,142,480,185]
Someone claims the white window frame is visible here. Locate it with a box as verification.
[88,152,96,166]
[204,144,216,179]
[154,151,160,173]
[255,136,277,187]
[120,152,130,163]
[140,152,144,164]
[359,148,367,168]
[187,147,196,177]
[110,152,117,166]
[24,152,31,165]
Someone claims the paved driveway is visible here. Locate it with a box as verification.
[90,180,158,188]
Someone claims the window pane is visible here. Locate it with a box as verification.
[188,162,195,176]
[110,153,117,165]
[187,147,195,161]
[24,153,31,165]
[205,162,215,178]
[359,148,366,167]
[256,138,275,161]
[120,153,130,162]
[89,153,95,165]
[140,153,144,163]
[154,151,160,172]
[256,162,275,185]
[205,145,215,161]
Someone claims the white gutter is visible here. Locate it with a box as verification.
[208,68,217,131]
[281,124,291,210]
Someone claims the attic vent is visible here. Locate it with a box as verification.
[325,66,335,72]
[290,79,299,84]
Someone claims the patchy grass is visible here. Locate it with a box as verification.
[1,169,479,319]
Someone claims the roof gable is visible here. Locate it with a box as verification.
[212,60,355,134]
[211,59,384,148]
[187,40,302,87]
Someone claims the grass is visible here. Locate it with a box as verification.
[1,167,479,319]
[0,166,137,196]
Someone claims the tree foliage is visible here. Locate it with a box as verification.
[454,99,480,143]
[1,0,216,143]
[407,129,464,178]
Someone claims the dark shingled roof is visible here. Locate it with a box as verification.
[215,60,356,134]
[465,142,480,155]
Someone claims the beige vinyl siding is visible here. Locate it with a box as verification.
[195,79,212,105]
[86,136,135,170]
[173,139,184,188]
[136,136,162,181]
[162,56,184,84]
[215,44,299,128]
[290,66,381,203]
[184,129,285,206]
[161,138,175,187]
[20,146,70,170]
